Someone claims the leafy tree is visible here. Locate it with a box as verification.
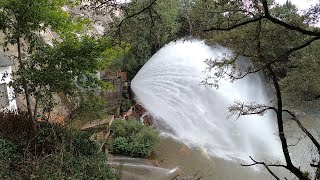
[25,35,127,117]
[0,0,128,120]
[109,0,181,80]
[0,0,85,119]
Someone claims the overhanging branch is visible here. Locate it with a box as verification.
[241,156,286,180]
[204,0,320,37]
[203,16,263,32]
[282,109,320,156]
[116,0,158,35]
[261,0,320,37]
[229,36,320,80]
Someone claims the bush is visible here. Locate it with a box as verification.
[113,137,129,154]
[0,111,35,143]
[33,122,98,156]
[128,128,159,157]
[0,139,19,162]
[0,139,21,179]
[110,119,159,157]
[71,130,98,156]
[120,91,132,113]
[111,118,143,138]
[31,123,119,179]
[34,152,119,180]
[0,119,120,180]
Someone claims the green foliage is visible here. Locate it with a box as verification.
[111,118,143,138]
[121,97,133,112]
[19,35,126,112]
[0,139,20,179]
[34,152,119,180]
[112,0,181,80]
[0,139,19,163]
[34,122,98,156]
[71,130,98,156]
[120,91,132,112]
[71,93,109,122]
[302,171,311,180]
[0,119,119,179]
[0,0,128,118]
[111,119,159,157]
[0,111,35,143]
[128,128,159,157]
[113,137,129,154]
[281,41,320,111]
[0,0,85,42]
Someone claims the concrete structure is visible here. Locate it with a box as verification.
[0,53,17,111]
[100,69,128,116]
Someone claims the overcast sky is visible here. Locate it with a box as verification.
[275,0,318,11]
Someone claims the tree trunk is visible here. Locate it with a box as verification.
[268,66,307,180]
[17,36,33,120]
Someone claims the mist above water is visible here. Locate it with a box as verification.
[131,39,282,162]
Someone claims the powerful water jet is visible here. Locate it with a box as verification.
[131,40,282,162]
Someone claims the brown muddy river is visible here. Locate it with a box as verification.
[110,114,320,180]
[153,137,273,180]
[153,114,320,180]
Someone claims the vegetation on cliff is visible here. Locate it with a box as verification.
[0,111,120,179]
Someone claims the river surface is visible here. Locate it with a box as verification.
[153,137,272,180]
[150,114,320,180]
[110,114,320,180]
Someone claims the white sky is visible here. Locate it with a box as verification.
[275,0,318,11]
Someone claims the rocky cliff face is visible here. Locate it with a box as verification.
[0,3,124,123]
[67,1,123,36]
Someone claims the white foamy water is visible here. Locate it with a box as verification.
[131,39,282,162]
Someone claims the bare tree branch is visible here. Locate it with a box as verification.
[228,101,277,119]
[261,0,320,37]
[91,0,123,10]
[203,16,264,32]
[204,0,320,37]
[305,94,320,101]
[288,137,304,147]
[283,109,320,156]
[116,0,158,35]
[241,156,285,180]
[229,36,320,80]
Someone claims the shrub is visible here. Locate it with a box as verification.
[129,128,159,157]
[33,122,70,155]
[0,139,19,162]
[0,121,119,179]
[72,94,108,121]
[111,118,143,139]
[0,111,35,143]
[71,130,98,156]
[113,137,129,154]
[110,119,159,158]
[120,91,132,113]
[30,123,119,179]
[34,152,120,180]
[33,122,98,156]
[0,139,20,179]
